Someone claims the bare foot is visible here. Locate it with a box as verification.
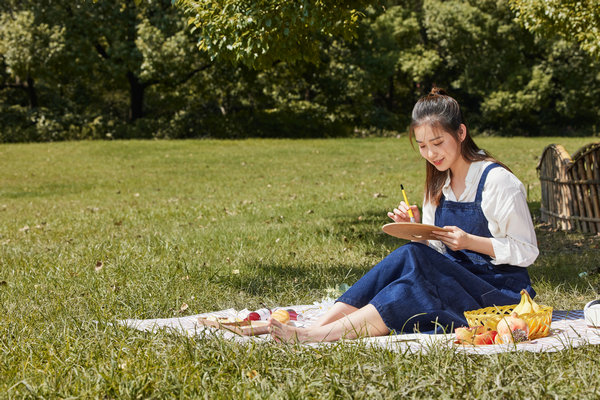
[269,318,309,343]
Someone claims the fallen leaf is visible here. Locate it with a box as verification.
[246,370,259,379]
[373,193,386,198]
[95,261,104,271]
[306,209,314,214]
[179,303,189,313]
[19,225,30,233]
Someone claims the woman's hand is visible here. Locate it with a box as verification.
[432,226,470,251]
[432,226,496,258]
[387,201,421,223]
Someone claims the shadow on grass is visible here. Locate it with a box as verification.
[319,209,409,250]
[219,262,371,300]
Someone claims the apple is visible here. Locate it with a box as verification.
[244,312,261,322]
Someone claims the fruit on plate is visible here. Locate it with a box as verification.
[244,312,261,322]
[496,312,529,343]
[286,309,298,321]
[512,289,542,315]
[270,309,290,324]
[455,326,497,345]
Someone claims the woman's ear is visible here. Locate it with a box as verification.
[458,124,467,142]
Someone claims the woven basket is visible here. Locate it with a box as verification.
[464,304,553,340]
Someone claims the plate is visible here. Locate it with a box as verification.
[382,222,450,241]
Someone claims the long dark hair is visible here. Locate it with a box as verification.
[409,87,509,205]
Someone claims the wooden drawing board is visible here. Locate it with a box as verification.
[197,317,270,336]
[382,222,450,241]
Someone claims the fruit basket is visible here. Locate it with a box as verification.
[464,303,553,340]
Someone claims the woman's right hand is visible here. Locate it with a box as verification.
[387,201,421,223]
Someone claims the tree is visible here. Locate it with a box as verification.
[510,0,600,59]
[75,0,212,121]
[0,10,65,108]
[174,0,378,68]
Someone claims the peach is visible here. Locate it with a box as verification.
[455,326,487,344]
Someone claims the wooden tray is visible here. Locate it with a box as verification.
[382,222,450,240]
[198,317,270,336]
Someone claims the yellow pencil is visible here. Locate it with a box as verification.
[401,184,415,222]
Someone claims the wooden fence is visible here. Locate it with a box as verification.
[537,142,600,233]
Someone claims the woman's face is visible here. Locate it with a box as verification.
[414,124,466,172]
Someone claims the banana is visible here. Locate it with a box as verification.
[513,289,536,315]
[531,297,542,313]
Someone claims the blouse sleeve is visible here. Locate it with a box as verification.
[482,169,539,267]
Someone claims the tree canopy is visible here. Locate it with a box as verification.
[1,0,599,142]
[175,0,377,68]
[510,0,600,58]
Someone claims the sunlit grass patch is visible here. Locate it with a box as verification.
[1,137,599,397]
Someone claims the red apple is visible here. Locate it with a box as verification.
[244,312,261,322]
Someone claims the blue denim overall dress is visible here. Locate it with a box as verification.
[337,163,535,333]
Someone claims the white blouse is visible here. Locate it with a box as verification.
[421,160,539,267]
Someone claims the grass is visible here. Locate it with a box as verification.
[1,137,599,398]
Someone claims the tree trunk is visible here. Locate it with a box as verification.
[127,71,145,121]
[26,75,39,109]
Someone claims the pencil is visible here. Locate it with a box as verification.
[401,184,415,223]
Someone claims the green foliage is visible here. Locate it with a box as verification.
[175,0,376,68]
[0,11,65,82]
[1,0,600,140]
[510,0,600,59]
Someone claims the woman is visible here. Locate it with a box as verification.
[269,87,539,343]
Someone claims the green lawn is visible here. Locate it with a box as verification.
[1,137,599,398]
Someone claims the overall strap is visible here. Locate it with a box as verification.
[475,163,501,202]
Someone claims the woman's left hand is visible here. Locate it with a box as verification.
[432,226,471,251]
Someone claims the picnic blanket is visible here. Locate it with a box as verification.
[119,299,600,354]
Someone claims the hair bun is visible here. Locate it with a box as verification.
[429,86,447,96]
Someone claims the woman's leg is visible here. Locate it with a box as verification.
[335,244,421,312]
[310,302,359,328]
[269,304,389,343]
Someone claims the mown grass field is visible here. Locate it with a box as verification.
[1,137,599,398]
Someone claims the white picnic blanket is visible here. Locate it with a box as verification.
[119,299,600,354]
